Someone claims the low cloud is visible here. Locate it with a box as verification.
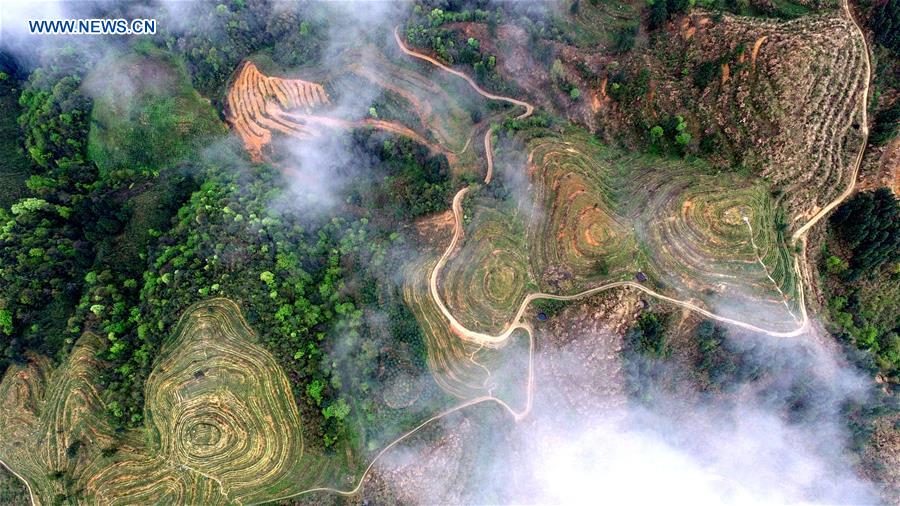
[369,315,880,504]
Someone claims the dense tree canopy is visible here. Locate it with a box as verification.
[867,0,900,54]
[17,49,92,189]
[825,190,899,379]
[622,311,671,402]
[830,188,900,279]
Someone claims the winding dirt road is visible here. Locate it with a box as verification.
[393,27,529,184]
[425,0,872,349]
[267,11,870,502]
[0,458,36,506]
[8,10,872,506]
[393,27,534,121]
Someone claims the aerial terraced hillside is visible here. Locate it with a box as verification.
[0,300,342,504]
[636,9,870,227]
[0,0,896,504]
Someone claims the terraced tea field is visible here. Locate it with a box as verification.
[619,160,800,331]
[678,9,869,226]
[526,134,641,291]
[0,300,344,505]
[438,198,536,335]
[0,0,875,501]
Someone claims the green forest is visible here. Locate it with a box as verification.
[0,0,454,452]
[0,0,898,502]
[823,189,900,379]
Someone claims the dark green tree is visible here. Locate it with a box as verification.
[830,188,900,279]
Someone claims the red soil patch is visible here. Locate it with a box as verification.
[225,61,447,164]
[751,36,768,72]
[225,61,330,161]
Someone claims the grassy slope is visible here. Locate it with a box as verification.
[86,44,225,178]
[0,71,30,211]
[86,44,224,273]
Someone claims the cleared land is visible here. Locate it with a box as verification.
[225,60,450,163]
[663,9,869,226]
[0,1,873,502]
[226,61,331,159]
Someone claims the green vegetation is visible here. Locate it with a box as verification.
[627,311,670,357]
[646,0,695,31]
[648,114,693,155]
[84,136,445,446]
[826,274,900,379]
[0,31,231,431]
[0,48,98,372]
[156,0,327,96]
[691,45,746,90]
[18,50,91,173]
[0,466,28,505]
[550,59,583,101]
[0,1,459,471]
[829,189,900,280]
[696,0,818,19]
[347,130,452,219]
[0,55,29,211]
[608,67,651,104]
[823,189,900,380]
[0,197,91,368]
[87,47,225,179]
[613,23,639,53]
[693,320,761,391]
[865,0,900,54]
[532,298,571,319]
[405,7,507,91]
[870,99,899,146]
[623,311,671,402]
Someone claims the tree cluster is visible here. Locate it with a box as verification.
[648,114,693,155]
[160,0,327,96]
[646,0,696,31]
[694,320,755,391]
[866,0,900,54]
[347,130,452,220]
[0,48,100,372]
[608,67,651,105]
[622,311,671,403]
[405,8,506,92]
[830,188,900,280]
[824,189,899,378]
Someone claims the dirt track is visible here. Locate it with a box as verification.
[0,459,35,506]
[265,13,874,500]
[792,0,870,240]
[5,9,869,505]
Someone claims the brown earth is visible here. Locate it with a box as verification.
[858,137,900,196]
